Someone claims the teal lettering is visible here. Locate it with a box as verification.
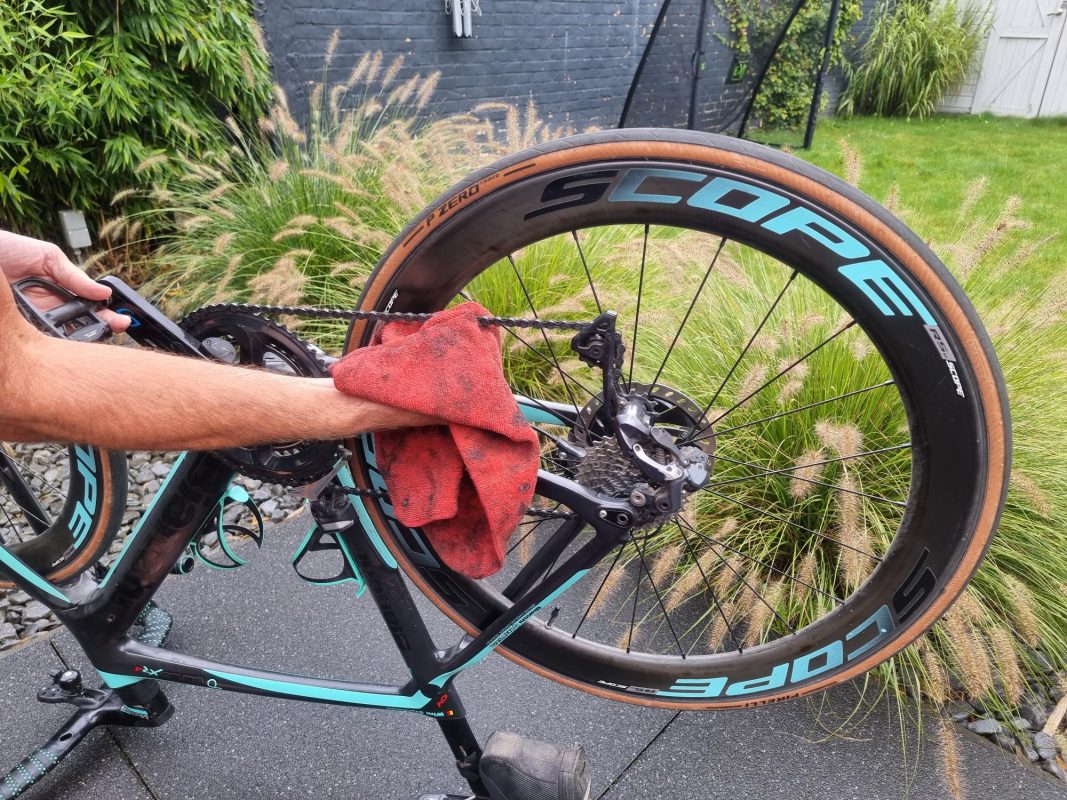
[838,261,935,325]
[725,663,788,696]
[74,448,97,514]
[791,640,844,682]
[846,604,894,662]
[609,168,703,205]
[687,177,790,222]
[656,677,728,699]
[70,445,99,548]
[69,503,93,548]
[762,207,870,260]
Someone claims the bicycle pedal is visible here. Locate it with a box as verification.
[478,731,590,800]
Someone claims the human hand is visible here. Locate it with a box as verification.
[0,230,130,333]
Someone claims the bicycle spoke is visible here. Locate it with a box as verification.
[710,380,896,438]
[627,224,649,391]
[650,237,726,388]
[631,528,686,658]
[675,523,742,654]
[625,536,643,653]
[694,319,858,437]
[508,517,552,556]
[713,443,912,478]
[498,324,598,399]
[689,270,798,438]
[0,499,26,544]
[703,488,882,562]
[676,517,797,636]
[12,461,65,501]
[508,254,584,413]
[683,524,845,605]
[571,544,627,640]
[707,454,907,508]
[570,230,602,315]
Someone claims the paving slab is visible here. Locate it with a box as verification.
[1,511,1065,800]
[51,512,675,800]
[601,683,1067,800]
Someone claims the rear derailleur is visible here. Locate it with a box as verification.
[568,312,712,530]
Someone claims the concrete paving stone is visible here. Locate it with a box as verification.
[4,513,1066,800]
[600,685,1067,800]
[52,513,673,800]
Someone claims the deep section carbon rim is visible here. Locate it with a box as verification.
[0,444,124,589]
[346,132,1007,707]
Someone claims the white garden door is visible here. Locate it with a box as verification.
[972,0,1067,117]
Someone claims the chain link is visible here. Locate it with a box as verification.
[222,302,589,332]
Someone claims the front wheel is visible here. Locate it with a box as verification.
[0,443,126,591]
[344,129,1010,709]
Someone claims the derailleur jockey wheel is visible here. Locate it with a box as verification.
[180,305,342,486]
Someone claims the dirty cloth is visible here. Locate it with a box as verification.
[332,302,539,578]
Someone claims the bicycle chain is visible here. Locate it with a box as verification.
[192,301,591,489]
[214,302,589,332]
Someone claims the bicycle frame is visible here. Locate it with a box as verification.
[0,443,632,796]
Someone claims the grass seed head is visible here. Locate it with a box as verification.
[212,232,234,256]
[958,176,988,221]
[249,257,307,305]
[789,449,826,499]
[838,138,863,187]
[939,716,965,800]
[1003,575,1041,647]
[325,29,341,66]
[987,626,1025,704]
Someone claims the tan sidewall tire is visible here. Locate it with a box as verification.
[346,133,1010,709]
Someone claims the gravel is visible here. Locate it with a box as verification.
[952,674,1067,782]
[967,718,1003,736]
[0,447,302,652]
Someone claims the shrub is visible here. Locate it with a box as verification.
[117,55,1065,736]
[839,0,991,118]
[0,0,271,238]
[716,0,864,132]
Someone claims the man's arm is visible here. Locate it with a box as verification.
[0,279,434,450]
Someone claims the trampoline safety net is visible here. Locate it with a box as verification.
[619,0,841,146]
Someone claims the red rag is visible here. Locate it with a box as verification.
[331,302,539,579]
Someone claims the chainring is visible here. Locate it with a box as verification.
[179,305,342,486]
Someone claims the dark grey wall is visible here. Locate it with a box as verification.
[257,0,886,133]
[258,0,662,131]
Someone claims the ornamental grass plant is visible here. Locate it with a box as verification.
[840,0,991,118]
[105,48,576,347]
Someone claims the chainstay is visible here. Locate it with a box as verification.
[337,487,577,520]
[216,302,589,331]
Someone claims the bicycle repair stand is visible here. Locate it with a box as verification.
[0,484,592,800]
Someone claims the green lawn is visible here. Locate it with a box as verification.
[799,114,1066,281]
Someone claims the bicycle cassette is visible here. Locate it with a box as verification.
[180,305,342,485]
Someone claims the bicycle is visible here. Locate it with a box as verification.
[0,129,1011,799]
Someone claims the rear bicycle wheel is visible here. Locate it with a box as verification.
[344,129,1010,708]
[0,443,126,590]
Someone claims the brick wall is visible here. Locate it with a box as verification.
[258,0,662,131]
[257,0,883,132]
